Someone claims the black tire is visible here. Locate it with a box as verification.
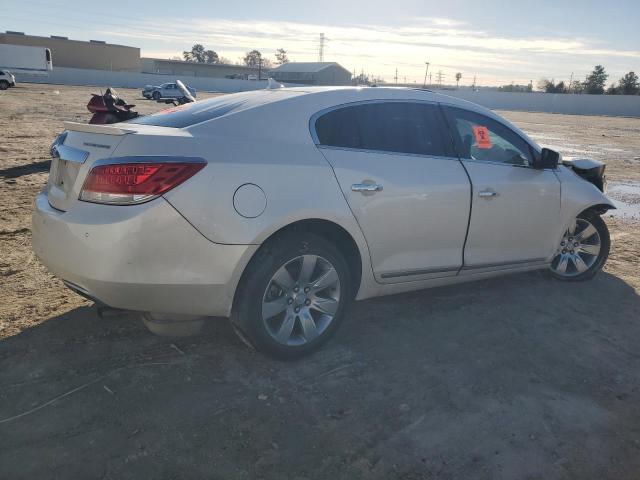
[549,211,610,281]
[230,232,353,359]
[152,91,160,100]
[0,81,9,91]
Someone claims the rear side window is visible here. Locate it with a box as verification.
[314,102,452,157]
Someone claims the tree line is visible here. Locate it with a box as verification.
[538,65,639,95]
[181,44,289,68]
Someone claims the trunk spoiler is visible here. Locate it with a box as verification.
[62,121,135,136]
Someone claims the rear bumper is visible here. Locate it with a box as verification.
[32,193,257,317]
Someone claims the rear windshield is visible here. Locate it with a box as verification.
[127,96,252,128]
[128,90,303,128]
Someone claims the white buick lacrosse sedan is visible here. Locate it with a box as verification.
[33,86,614,358]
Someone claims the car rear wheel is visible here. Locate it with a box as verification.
[152,91,160,100]
[0,81,9,90]
[231,233,352,359]
[549,212,609,281]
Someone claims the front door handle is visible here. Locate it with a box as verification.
[352,183,383,193]
[478,189,499,199]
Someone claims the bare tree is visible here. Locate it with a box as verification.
[243,50,262,68]
[275,48,289,65]
[455,72,462,88]
[536,78,550,92]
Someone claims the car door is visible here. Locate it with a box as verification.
[314,101,471,283]
[442,105,562,271]
[165,83,176,97]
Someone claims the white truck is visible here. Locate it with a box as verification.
[0,44,53,84]
[0,69,16,90]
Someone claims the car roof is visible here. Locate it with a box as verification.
[136,86,530,142]
[181,86,497,122]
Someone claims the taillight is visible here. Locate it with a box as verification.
[79,161,205,205]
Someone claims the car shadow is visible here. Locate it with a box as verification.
[0,160,51,179]
[1,271,639,479]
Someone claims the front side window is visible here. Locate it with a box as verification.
[444,106,533,166]
[314,102,452,157]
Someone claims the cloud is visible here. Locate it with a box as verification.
[97,16,639,85]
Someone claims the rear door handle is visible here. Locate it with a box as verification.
[352,183,383,193]
[478,189,499,198]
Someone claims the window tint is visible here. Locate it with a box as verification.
[444,107,532,166]
[315,102,451,157]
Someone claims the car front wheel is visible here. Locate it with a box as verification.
[231,233,352,359]
[550,212,610,281]
[152,91,160,100]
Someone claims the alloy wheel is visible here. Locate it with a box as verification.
[261,254,341,346]
[551,218,602,277]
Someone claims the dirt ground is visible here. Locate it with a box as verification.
[1,83,639,479]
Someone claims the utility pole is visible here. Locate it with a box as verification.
[422,62,430,88]
[472,75,477,91]
[429,73,432,86]
[569,72,574,93]
[435,70,445,88]
[318,33,325,62]
[394,68,398,84]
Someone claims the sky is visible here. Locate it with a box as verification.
[3,0,639,86]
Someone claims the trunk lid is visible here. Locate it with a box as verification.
[47,124,128,211]
[46,122,188,211]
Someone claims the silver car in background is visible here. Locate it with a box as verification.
[33,87,615,358]
[143,82,197,101]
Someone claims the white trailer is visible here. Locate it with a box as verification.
[0,44,53,75]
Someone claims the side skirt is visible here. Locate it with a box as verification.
[358,261,550,301]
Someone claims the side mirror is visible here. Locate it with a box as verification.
[534,148,560,169]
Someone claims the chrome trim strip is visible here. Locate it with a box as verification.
[461,158,557,172]
[54,144,89,164]
[461,258,548,271]
[318,145,459,162]
[381,266,460,279]
[92,155,207,167]
[82,142,111,149]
